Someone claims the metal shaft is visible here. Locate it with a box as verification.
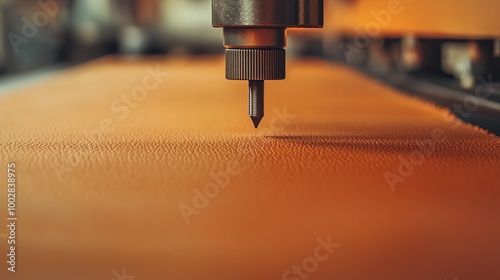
[212,0,323,128]
[248,80,264,128]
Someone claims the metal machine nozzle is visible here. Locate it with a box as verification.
[248,80,264,128]
[212,0,324,128]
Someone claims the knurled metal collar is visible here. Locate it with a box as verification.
[225,49,286,80]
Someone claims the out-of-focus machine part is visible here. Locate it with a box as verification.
[323,0,500,134]
[0,0,8,74]
[212,0,324,128]
[67,0,123,61]
[0,0,70,74]
[162,0,221,54]
[0,0,124,75]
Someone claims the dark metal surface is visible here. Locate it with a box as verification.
[212,0,323,127]
[248,80,264,128]
[225,49,286,80]
[212,0,323,28]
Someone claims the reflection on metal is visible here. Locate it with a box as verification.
[212,0,323,27]
[212,0,323,127]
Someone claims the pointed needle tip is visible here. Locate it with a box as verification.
[250,116,263,129]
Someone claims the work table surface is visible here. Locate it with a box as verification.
[0,56,499,280]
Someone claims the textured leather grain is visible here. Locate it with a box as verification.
[0,56,499,280]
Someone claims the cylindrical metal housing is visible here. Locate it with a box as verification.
[212,0,323,28]
[223,28,287,49]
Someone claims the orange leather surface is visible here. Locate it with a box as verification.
[0,56,499,280]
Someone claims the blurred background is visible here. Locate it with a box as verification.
[0,0,222,75]
[0,0,498,79]
[0,0,499,131]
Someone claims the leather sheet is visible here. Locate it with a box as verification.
[0,56,499,280]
